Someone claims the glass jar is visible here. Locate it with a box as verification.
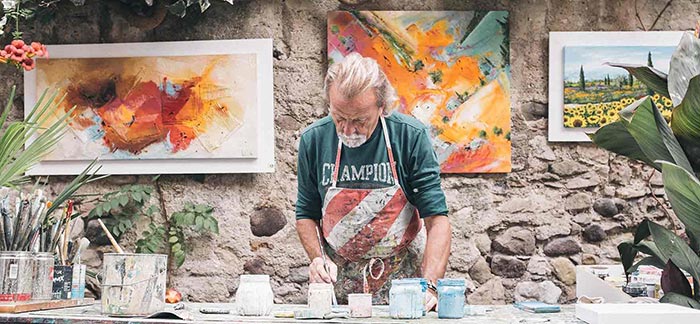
[389,278,423,319]
[307,283,333,315]
[437,278,466,319]
[0,252,33,302]
[235,274,274,316]
[31,252,54,300]
[348,293,372,318]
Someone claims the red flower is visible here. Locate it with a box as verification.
[21,58,35,71]
[10,39,24,48]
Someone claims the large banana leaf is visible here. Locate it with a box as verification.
[646,220,700,299]
[670,75,700,173]
[660,292,700,309]
[659,161,700,252]
[669,32,700,107]
[591,97,691,172]
[606,63,670,98]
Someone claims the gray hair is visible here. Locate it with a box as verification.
[324,52,398,116]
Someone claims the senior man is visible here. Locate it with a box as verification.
[295,52,451,310]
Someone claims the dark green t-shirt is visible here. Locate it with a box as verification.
[295,112,448,220]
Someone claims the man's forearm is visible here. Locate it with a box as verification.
[421,215,451,283]
[296,219,324,261]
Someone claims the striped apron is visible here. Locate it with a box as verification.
[321,116,425,304]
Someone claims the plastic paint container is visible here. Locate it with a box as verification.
[348,293,372,318]
[0,252,33,302]
[307,283,333,315]
[389,278,423,319]
[437,278,466,319]
[236,274,274,316]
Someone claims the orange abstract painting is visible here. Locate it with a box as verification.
[35,54,257,160]
[328,11,511,173]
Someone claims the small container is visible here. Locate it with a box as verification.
[0,252,33,302]
[389,278,423,319]
[623,281,647,297]
[31,252,54,301]
[52,265,73,300]
[437,278,466,319]
[348,293,372,318]
[307,283,333,315]
[235,274,274,316]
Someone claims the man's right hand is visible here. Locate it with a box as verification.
[309,257,338,283]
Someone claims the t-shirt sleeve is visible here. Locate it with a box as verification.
[405,128,448,218]
[295,134,323,220]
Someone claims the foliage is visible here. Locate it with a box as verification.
[136,202,218,268]
[590,31,700,308]
[87,184,159,237]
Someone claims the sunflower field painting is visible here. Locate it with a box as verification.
[563,46,675,128]
[328,11,511,173]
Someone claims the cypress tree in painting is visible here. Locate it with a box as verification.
[647,51,654,95]
[579,65,586,91]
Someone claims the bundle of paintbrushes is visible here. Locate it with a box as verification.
[0,187,49,251]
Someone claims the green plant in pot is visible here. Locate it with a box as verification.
[589,30,700,308]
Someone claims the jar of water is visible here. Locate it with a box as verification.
[235,274,274,316]
[437,278,466,319]
[389,278,423,319]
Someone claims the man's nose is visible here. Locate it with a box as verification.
[341,123,354,135]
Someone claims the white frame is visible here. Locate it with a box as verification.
[24,39,275,175]
[548,31,683,142]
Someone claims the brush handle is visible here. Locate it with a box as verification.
[97,219,124,254]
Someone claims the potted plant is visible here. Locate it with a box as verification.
[590,29,700,308]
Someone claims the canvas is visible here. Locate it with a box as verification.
[563,46,675,129]
[327,11,512,173]
[548,31,684,142]
[24,39,274,175]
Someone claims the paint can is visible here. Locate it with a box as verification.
[31,252,54,301]
[0,252,33,302]
[437,278,466,319]
[389,278,423,319]
[348,293,372,318]
[101,253,167,317]
[307,283,333,315]
[235,274,274,316]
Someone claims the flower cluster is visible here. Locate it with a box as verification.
[0,39,48,71]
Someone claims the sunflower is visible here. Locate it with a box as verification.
[653,93,661,101]
[607,109,618,118]
[599,116,610,126]
[661,109,672,122]
[587,115,601,125]
[663,97,673,107]
[656,103,664,110]
[563,115,570,124]
[570,115,587,128]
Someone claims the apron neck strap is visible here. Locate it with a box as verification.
[331,116,400,187]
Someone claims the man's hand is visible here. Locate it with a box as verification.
[309,257,338,283]
[424,289,437,312]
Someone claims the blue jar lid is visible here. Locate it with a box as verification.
[437,278,466,286]
[392,278,423,286]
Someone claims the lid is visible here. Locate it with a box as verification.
[240,274,270,282]
[437,278,466,287]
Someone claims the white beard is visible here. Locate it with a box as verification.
[338,133,368,148]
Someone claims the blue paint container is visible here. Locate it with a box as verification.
[389,279,423,319]
[437,278,466,319]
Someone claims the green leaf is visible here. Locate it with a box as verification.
[669,32,700,107]
[174,250,185,268]
[589,120,654,166]
[660,292,700,309]
[172,243,182,252]
[670,75,700,173]
[659,161,700,251]
[132,191,142,203]
[168,0,188,18]
[606,63,670,98]
[169,236,178,243]
[110,199,121,211]
[185,212,195,225]
[618,241,638,273]
[628,256,667,274]
[119,194,129,206]
[195,204,208,213]
[647,221,700,293]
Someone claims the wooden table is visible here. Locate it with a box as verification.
[0,302,586,323]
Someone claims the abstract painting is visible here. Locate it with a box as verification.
[328,11,511,173]
[563,46,675,128]
[25,39,274,175]
[548,31,683,142]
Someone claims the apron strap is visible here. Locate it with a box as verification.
[331,116,400,187]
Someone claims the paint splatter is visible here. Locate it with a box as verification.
[328,11,512,173]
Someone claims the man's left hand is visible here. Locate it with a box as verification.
[424,290,437,312]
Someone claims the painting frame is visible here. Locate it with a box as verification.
[24,38,275,175]
[548,31,683,142]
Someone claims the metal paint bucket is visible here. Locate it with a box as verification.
[101,253,167,317]
[0,252,33,302]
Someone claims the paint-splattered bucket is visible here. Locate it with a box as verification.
[0,252,33,302]
[101,253,167,317]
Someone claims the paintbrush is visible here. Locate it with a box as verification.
[71,238,89,265]
[61,201,74,265]
[2,195,13,250]
[97,219,124,254]
[315,225,337,306]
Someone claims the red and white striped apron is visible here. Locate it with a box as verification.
[321,116,423,299]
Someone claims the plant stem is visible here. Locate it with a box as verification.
[154,176,173,287]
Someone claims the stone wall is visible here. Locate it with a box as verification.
[1,0,699,304]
